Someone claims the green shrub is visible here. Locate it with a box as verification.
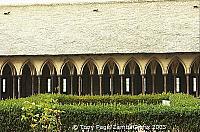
[169,93,200,107]
[58,103,200,131]
[0,93,199,131]
[56,93,171,105]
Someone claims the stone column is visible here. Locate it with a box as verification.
[17,75,21,98]
[70,75,73,95]
[51,75,54,94]
[110,75,114,95]
[142,74,145,95]
[131,74,134,96]
[13,75,16,98]
[173,75,176,94]
[90,75,93,96]
[186,74,190,94]
[31,75,34,95]
[152,74,155,94]
[37,75,41,94]
[78,75,82,96]
[163,74,167,93]
[99,75,102,96]
[0,75,2,99]
[196,74,199,97]
[120,75,123,95]
[57,75,61,94]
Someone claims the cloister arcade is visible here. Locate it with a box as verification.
[0,53,199,99]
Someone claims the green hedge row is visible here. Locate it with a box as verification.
[0,93,171,106]
[0,93,199,131]
[59,103,200,131]
[56,93,171,105]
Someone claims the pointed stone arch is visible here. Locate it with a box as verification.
[167,57,187,74]
[20,60,36,76]
[189,56,200,96]
[190,56,200,74]
[40,59,58,94]
[40,59,57,75]
[101,58,121,75]
[81,58,99,95]
[145,58,164,94]
[123,58,142,95]
[60,59,78,76]
[122,57,142,75]
[102,58,120,95]
[60,59,78,95]
[80,58,99,75]
[0,61,17,76]
[20,60,37,97]
[1,61,17,99]
[167,57,187,94]
[144,57,164,75]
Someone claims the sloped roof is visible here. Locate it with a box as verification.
[0,1,199,55]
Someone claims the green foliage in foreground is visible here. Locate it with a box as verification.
[56,93,170,105]
[0,93,200,131]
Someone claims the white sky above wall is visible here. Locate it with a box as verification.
[0,0,124,5]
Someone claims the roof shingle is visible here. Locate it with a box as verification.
[0,1,199,55]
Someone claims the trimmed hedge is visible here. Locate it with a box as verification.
[0,93,200,131]
[59,103,200,131]
[56,93,171,105]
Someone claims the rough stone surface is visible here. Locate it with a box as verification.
[0,1,199,55]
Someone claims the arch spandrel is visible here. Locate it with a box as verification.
[95,60,106,75]
[80,58,99,75]
[39,59,58,75]
[122,57,142,75]
[167,57,187,74]
[19,60,37,76]
[0,61,17,76]
[144,57,164,75]
[189,56,200,74]
[33,61,48,75]
[60,59,78,75]
[54,62,63,75]
[5,59,25,76]
[181,55,198,74]
[101,58,121,75]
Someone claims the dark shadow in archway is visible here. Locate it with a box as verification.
[177,64,186,93]
[1,64,16,99]
[124,61,141,95]
[167,62,186,93]
[190,60,200,96]
[146,61,163,94]
[146,66,153,94]
[82,63,99,95]
[61,63,78,95]
[155,64,164,93]
[167,68,174,93]
[21,64,32,97]
[102,62,120,95]
[41,64,57,93]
